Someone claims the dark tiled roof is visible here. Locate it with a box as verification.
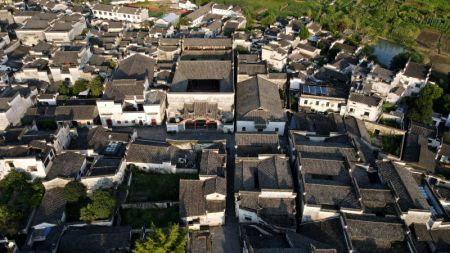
[199,149,226,176]
[403,62,429,79]
[377,161,430,212]
[46,152,85,180]
[179,177,226,217]
[236,76,286,123]
[180,179,206,217]
[235,132,280,156]
[370,65,395,82]
[235,155,292,191]
[348,93,381,107]
[69,126,130,152]
[126,141,171,164]
[183,38,232,48]
[171,61,232,87]
[51,51,80,66]
[25,105,98,122]
[238,63,267,76]
[304,183,360,209]
[113,54,155,81]
[344,213,409,253]
[103,79,145,101]
[289,112,344,135]
[409,121,436,138]
[298,217,348,253]
[186,2,213,21]
[258,197,296,228]
[31,186,66,227]
[58,226,131,253]
[189,230,212,253]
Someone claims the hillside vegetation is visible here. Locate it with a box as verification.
[195,0,450,47]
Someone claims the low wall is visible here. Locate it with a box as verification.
[122,201,179,209]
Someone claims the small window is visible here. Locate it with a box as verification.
[326,102,330,107]
[117,121,121,124]
[303,100,308,105]
[28,166,37,172]
[349,108,354,112]
[316,101,319,106]
[364,111,370,116]
[125,120,129,124]
[275,128,279,132]
[242,127,246,131]
[87,121,91,125]
[244,216,252,221]
[132,120,136,124]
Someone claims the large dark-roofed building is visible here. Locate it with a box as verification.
[113,54,155,81]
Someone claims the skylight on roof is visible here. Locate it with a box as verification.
[302,85,328,96]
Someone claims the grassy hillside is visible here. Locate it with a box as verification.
[194,0,450,47]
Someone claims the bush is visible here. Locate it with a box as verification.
[64,181,87,203]
[87,76,104,97]
[73,80,88,95]
[58,83,71,96]
[379,118,401,129]
[443,132,450,145]
[381,135,403,156]
[121,206,179,228]
[382,103,397,113]
[80,190,116,222]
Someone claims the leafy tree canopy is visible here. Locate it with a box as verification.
[64,181,87,203]
[408,83,443,124]
[80,190,116,222]
[58,83,71,96]
[299,25,310,40]
[133,223,187,253]
[73,80,88,95]
[390,51,423,72]
[0,171,44,235]
[87,76,104,97]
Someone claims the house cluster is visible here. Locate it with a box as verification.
[1,0,450,252]
[185,2,246,37]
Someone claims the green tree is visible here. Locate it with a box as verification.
[87,76,104,97]
[80,190,116,222]
[434,94,450,115]
[73,80,88,95]
[299,25,310,40]
[107,59,118,69]
[177,16,191,28]
[261,14,275,27]
[408,83,443,124]
[58,83,71,96]
[0,171,44,235]
[390,51,423,71]
[133,223,187,253]
[327,45,341,62]
[64,181,87,203]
